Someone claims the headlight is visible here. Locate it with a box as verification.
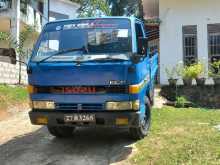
[106,100,140,111]
[31,101,55,110]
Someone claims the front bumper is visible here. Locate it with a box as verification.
[29,110,141,128]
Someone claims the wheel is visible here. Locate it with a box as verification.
[47,126,75,138]
[129,98,151,140]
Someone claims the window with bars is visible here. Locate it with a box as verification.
[208,24,220,62]
[0,0,11,10]
[182,25,198,65]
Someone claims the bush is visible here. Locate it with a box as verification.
[175,96,188,108]
[209,60,220,78]
[181,63,205,80]
[165,66,177,79]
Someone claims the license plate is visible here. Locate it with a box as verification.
[64,114,95,123]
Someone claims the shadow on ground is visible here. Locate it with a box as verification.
[0,127,135,165]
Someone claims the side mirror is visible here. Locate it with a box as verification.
[131,53,144,64]
[131,37,148,64]
[137,37,148,55]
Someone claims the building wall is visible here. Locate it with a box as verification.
[0,62,27,84]
[49,0,79,21]
[159,0,220,84]
[143,0,159,19]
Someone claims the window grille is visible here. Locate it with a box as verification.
[0,0,11,10]
[208,24,220,62]
[182,25,198,65]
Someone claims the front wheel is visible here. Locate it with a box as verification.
[129,98,151,140]
[47,126,75,138]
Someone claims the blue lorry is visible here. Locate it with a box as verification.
[27,17,158,140]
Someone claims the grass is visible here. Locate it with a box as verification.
[0,84,28,109]
[131,107,220,165]
[0,85,219,164]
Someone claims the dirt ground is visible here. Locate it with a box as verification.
[0,108,138,165]
[0,110,9,121]
[0,89,164,165]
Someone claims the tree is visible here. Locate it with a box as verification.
[107,0,144,19]
[71,0,110,17]
[0,25,37,84]
[70,0,144,19]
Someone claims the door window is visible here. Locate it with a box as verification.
[135,23,145,53]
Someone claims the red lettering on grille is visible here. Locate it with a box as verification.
[64,87,96,94]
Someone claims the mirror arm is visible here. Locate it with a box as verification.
[16,60,28,67]
[131,53,144,64]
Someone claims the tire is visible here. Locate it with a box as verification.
[129,98,151,140]
[47,126,75,138]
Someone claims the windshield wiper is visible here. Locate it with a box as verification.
[37,47,87,64]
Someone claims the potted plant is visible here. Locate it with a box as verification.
[165,66,178,86]
[176,61,205,86]
[182,66,193,86]
[209,60,220,85]
[194,62,206,86]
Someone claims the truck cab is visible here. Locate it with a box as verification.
[28,17,158,140]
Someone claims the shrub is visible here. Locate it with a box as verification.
[165,66,177,79]
[175,96,188,108]
[180,63,205,80]
[209,60,220,78]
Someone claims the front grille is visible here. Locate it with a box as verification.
[56,103,104,111]
[36,86,128,94]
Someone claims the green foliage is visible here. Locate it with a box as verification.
[0,32,10,41]
[211,60,220,70]
[0,25,38,84]
[72,0,110,17]
[71,0,144,18]
[107,0,143,18]
[0,85,28,109]
[178,62,205,79]
[175,96,188,108]
[131,107,220,165]
[209,60,220,78]
[165,66,177,79]
[0,25,36,59]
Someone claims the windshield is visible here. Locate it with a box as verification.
[32,19,132,62]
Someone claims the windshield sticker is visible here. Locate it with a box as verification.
[117,29,128,38]
[56,26,62,31]
[63,23,117,30]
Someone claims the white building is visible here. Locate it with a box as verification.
[159,0,220,84]
[49,0,79,21]
[0,0,79,59]
[144,0,220,85]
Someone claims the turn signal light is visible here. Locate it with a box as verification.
[129,84,140,94]
[36,117,48,125]
[27,85,36,94]
[116,118,128,125]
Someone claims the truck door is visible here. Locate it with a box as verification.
[149,49,158,84]
[136,21,158,103]
[135,21,151,80]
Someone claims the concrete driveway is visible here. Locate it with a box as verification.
[0,110,136,165]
